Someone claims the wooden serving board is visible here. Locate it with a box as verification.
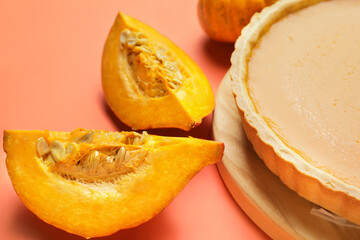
[212,73,360,240]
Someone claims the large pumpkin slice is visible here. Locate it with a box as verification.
[102,13,215,131]
[3,129,224,238]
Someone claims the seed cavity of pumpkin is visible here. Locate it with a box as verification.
[119,28,186,98]
[36,130,150,183]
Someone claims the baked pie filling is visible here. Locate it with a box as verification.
[248,0,360,189]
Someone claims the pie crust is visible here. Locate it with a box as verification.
[230,0,360,225]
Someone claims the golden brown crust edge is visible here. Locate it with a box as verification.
[230,0,360,225]
[238,108,360,225]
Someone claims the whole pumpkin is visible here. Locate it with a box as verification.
[197,0,277,42]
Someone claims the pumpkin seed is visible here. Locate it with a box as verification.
[115,146,126,164]
[50,140,66,162]
[168,81,176,89]
[73,130,94,144]
[105,155,115,163]
[44,153,55,164]
[140,131,149,145]
[36,137,50,156]
[137,38,148,45]
[65,142,75,154]
[85,151,100,175]
[133,45,152,54]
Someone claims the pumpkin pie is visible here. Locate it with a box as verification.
[230,0,360,225]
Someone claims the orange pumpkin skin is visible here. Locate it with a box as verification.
[197,0,276,42]
[4,129,224,238]
[102,13,215,131]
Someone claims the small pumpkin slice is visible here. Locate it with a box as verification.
[3,129,224,238]
[102,13,215,131]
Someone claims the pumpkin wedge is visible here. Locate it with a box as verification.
[3,129,224,238]
[102,13,215,131]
